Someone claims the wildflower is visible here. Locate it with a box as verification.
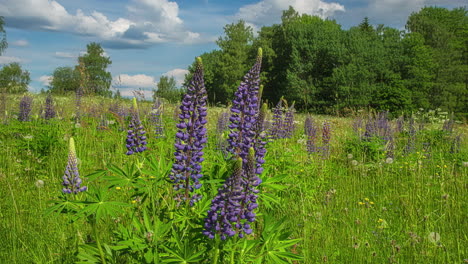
[269,97,285,139]
[347,153,353,159]
[35,180,45,188]
[18,95,33,121]
[305,116,318,154]
[351,160,358,166]
[282,101,295,138]
[44,93,56,120]
[358,202,365,205]
[125,98,147,155]
[170,57,207,206]
[321,121,331,158]
[205,49,263,239]
[385,157,394,164]
[62,138,87,194]
[116,187,121,190]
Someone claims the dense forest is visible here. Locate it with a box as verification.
[186,6,467,116]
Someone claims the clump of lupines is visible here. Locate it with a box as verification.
[321,121,331,158]
[305,116,318,154]
[282,101,296,138]
[18,95,33,121]
[442,116,454,133]
[62,137,87,194]
[170,57,207,206]
[125,98,147,155]
[205,48,263,239]
[204,149,259,239]
[269,97,286,139]
[44,93,56,120]
[151,97,165,138]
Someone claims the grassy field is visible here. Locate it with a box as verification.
[0,94,467,263]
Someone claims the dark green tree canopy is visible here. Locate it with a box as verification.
[0,62,30,93]
[49,67,80,94]
[78,42,112,96]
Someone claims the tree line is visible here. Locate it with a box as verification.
[186,6,467,116]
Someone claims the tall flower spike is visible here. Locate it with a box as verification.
[44,93,56,120]
[170,57,208,206]
[62,137,87,194]
[126,98,147,155]
[305,116,317,154]
[205,48,263,239]
[227,47,262,160]
[18,95,33,122]
[282,101,295,138]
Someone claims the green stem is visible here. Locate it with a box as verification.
[92,219,106,264]
[212,238,220,264]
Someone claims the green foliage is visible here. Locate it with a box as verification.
[78,42,112,97]
[49,66,81,94]
[0,62,31,93]
[154,75,181,103]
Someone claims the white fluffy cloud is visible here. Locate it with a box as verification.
[54,52,76,59]
[0,0,202,48]
[163,68,189,87]
[114,74,156,88]
[237,0,345,26]
[12,40,29,46]
[38,75,52,86]
[0,56,22,64]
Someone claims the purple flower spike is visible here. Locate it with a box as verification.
[151,97,165,138]
[321,121,331,158]
[18,95,33,122]
[62,138,87,194]
[282,101,296,138]
[305,116,318,154]
[170,57,208,206]
[44,94,56,120]
[205,48,264,239]
[125,98,147,155]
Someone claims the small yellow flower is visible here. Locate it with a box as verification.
[378,218,384,223]
[364,198,370,201]
[370,201,375,205]
[416,152,420,155]
[443,165,447,168]
[116,186,121,190]
[150,176,155,179]
[131,200,137,204]
[358,202,365,205]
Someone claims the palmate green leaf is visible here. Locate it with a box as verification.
[44,199,81,216]
[85,169,108,181]
[74,188,131,222]
[103,163,142,188]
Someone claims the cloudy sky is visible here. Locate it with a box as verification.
[0,0,464,97]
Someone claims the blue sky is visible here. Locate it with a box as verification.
[0,0,465,97]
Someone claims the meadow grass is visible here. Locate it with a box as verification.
[0,94,466,263]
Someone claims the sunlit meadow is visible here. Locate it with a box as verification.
[0,66,467,263]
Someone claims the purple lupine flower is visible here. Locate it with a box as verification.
[204,149,260,239]
[125,98,147,155]
[151,97,165,138]
[269,97,285,139]
[205,49,263,239]
[18,95,33,122]
[321,121,331,158]
[305,116,318,154]
[253,103,268,176]
[282,101,296,138]
[62,137,87,194]
[44,94,56,120]
[170,57,207,206]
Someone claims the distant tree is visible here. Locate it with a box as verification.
[78,42,112,96]
[154,75,181,103]
[49,66,80,94]
[0,16,7,56]
[0,63,30,93]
